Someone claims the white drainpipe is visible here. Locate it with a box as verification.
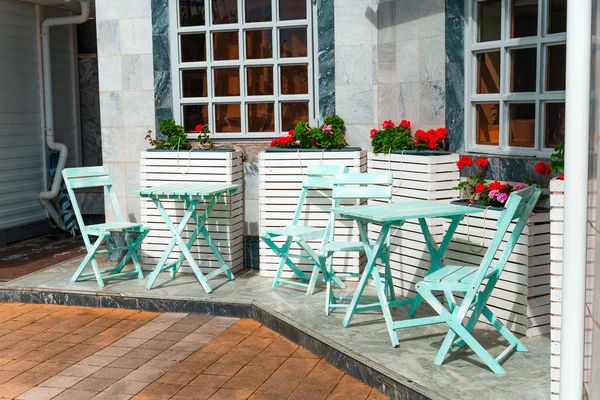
[560,0,592,398]
[38,0,90,231]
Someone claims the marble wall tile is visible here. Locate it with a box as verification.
[98,56,122,91]
[445,61,464,110]
[445,16,465,65]
[96,20,120,57]
[154,71,172,109]
[395,40,420,83]
[120,18,153,54]
[79,58,102,167]
[446,107,464,152]
[334,6,374,47]
[152,0,169,35]
[318,0,335,119]
[335,45,375,86]
[120,0,152,19]
[377,43,396,84]
[125,162,140,193]
[101,127,125,162]
[99,92,123,126]
[378,84,400,121]
[122,91,155,126]
[419,0,445,38]
[154,108,173,136]
[445,1,465,152]
[377,0,396,44]
[96,0,119,20]
[244,162,259,200]
[245,199,259,236]
[395,0,420,43]
[398,82,420,123]
[446,0,464,19]
[122,55,154,91]
[125,127,153,162]
[152,35,170,71]
[126,195,140,223]
[419,80,445,129]
[419,36,445,82]
[103,163,127,197]
[335,85,374,125]
[344,124,372,151]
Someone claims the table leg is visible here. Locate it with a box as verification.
[408,216,463,317]
[146,197,198,290]
[342,222,392,329]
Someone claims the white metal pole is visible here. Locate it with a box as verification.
[560,0,592,398]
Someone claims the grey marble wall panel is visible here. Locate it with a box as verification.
[79,57,102,167]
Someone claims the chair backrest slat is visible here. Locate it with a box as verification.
[471,186,540,287]
[68,175,112,189]
[290,165,349,225]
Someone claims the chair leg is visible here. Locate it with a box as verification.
[416,282,506,374]
[306,264,321,296]
[72,234,107,288]
[324,255,335,315]
[272,237,292,289]
[125,229,149,279]
[482,306,528,352]
[381,247,395,301]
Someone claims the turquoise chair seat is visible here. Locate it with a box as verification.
[321,241,365,254]
[86,222,147,235]
[423,265,494,284]
[263,226,325,241]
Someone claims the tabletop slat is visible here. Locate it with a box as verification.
[331,201,484,223]
[139,183,240,198]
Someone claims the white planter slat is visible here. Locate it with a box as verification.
[368,152,460,297]
[140,150,245,275]
[443,205,550,337]
[259,149,367,279]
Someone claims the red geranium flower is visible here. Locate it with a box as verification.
[288,129,295,136]
[457,156,473,170]
[270,139,278,147]
[560,174,564,180]
[535,161,551,177]
[434,127,447,139]
[382,120,395,129]
[370,128,379,139]
[399,120,411,129]
[195,124,203,132]
[488,181,505,191]
[475,158,489,168]
[475,184,486,193]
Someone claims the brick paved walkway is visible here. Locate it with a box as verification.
[0,303,388,400]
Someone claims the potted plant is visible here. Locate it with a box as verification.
[140,119,244,275]
[367,120,460,298]
[446,155,551,337]
[259,115,366,279]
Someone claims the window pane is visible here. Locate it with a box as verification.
[247,67,273,96]
[212,0,237,24]
[183,104,209,132]
[549,0,567,34]
[281,102,308,131]
[215,104,242,132]
[547,44,566,91]
[478,0,501,42]
[179,0,205,27]
[511,0,538,38]
[509,103,536,147]
[182,69,207,98]
[476,104,500,146]
[545,102,565,148]
[511,47,537,92]
[246,0,271,22]
[280,28,307,58]
[280,65,308,95]
[214,68,240,96]
[213,31,239,61]
[248,103,275,132]
[279,0,306,21]
[181,34,206,62]
[246,30,272,59]
[477,51,501,94]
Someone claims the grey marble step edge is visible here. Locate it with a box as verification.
[0,287,441,400]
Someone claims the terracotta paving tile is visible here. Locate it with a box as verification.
[0,383,32,398]
[247,354,287,368]
[326,375,373,400]
[208,388,254,400]
[171,384,218,399]
[216,347,263,364]
[223,365,276,391]
[291,347,320,359]
[125,312,161,321]
[94,346,133,358]
[52,389,97,400]
[39,374,85,389]
[79,355,119,367]
[169,360,211,375]
[71,377,118,392]
[157,371,197,385]
[165,323,200,333]
[203,362,245,377]
[260,337,299,357]
[131,382,184,400]
[236,335,276,350]
[186,351,222,364]
[104,379,149,395]
[195,341,235,355]
[154,350,193,362]
[153,331,189,341]
[279,356,320,371]
[167,340,205,353]
[0,360,38,373]
[90,392,132,400]
[120,347,162,360]
[59,364,102,378]
[27,330,65,342]
[112,338,148,348]
[107,357,148,370]
[137,359,179,371]
[15,386,64,400]
[180,333,214,344]
[367,389,390,399]
[187,373,231,388]
[121,368,166,383]
[91,367,134,380]
[137,339,176,351]
[247,390,286,400]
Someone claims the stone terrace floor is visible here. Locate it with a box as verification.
[0,303,388,400]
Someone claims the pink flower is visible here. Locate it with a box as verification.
[514,184,528,191]
[488,189,499,199]
[323,125,332,132]
[496,192,508,203]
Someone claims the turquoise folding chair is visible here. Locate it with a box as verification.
[261,165,349,294]
[394,186,540,374]
[318,173,395,315]
[62,166,150,288]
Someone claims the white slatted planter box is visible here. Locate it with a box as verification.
[549,178,596,399]
[442,201,550,337]
[367,152,460,297]
[140,150,245,274]
[259,148,367,279]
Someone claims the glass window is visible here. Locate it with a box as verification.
[467,0,566,153]
[174,0,313,136]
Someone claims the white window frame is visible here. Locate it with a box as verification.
[464,0,566,156]
[169,0,316,140]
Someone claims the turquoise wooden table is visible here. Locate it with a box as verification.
[139,182,240,293]
[330,201,483,347]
